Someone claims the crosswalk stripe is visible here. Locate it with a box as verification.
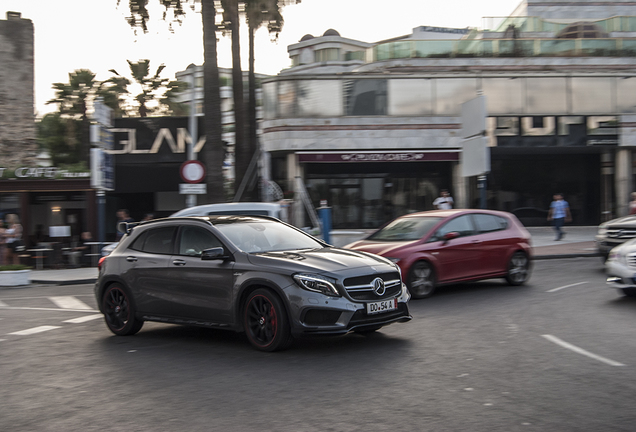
[9,326,61,336]
[49,296,93,310]
[64,314,103,324]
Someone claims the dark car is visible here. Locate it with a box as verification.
[95,215,411,351]
[595,215,636,260]
[345,209,532,299]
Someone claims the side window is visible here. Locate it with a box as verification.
[433,215,475,240]
[179,226,223,257]
[130,227,176,254]
[473,214,508,233]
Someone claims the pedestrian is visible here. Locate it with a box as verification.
[4,214,24,265]
[433,189,454,210]
[0,216,6,265]
[547,193,572,241]
[629,192,636,215]
[116,209,134,241]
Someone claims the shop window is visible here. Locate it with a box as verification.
[344,79,387,116]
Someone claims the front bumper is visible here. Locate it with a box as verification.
[596,238,625,255]
[605,259,636,289]
[289,283,412,337]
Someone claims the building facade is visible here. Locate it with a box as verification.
[260,0,636,229]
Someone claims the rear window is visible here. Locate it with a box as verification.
[472,214,508,233]
[130,227,176,254]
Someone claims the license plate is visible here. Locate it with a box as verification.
[366,299,398,315]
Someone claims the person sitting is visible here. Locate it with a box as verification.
[68,231,93,267]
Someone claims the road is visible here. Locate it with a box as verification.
[1,257,635,432]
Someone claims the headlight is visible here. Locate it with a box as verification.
[609,250,626,265]
[598,227,607,236]
[293,274,340,297]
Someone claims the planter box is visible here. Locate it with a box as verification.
[0,270,31,287]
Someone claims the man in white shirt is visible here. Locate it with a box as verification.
[433,189,454,210]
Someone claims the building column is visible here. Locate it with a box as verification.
[452,162,469,209]
[615,148,632,217]
[287,153,304,227]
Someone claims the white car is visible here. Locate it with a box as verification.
[605,237,636,297]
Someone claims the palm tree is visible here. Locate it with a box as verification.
[46,69,98,164]
[119,0,225,203]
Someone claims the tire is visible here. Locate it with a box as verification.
[621,288,636,297]
[407,261,436,299]
[243,289,292,352]
[102,284,143,336]
[506,251,531,286]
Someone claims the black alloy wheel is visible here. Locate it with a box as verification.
[243,289,292,352]
[102,284,143,336]
[506,251,531,286]
[408,261,436,299]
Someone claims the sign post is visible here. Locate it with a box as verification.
[460,95,490,209]
[92,98,114,252]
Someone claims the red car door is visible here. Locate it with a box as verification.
[428,215,483,283]
[470,213,513,276]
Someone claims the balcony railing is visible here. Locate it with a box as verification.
[371,38,636,61]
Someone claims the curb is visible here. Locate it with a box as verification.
[31,278,97,286]
[533,252,601,260]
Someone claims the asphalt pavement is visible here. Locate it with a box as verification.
[15,225,599,286]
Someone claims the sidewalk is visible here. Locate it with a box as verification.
[25,226,600,286]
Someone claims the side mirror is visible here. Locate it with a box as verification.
[443,232,460,242]
[201,247,229,261]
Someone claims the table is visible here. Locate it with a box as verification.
[26,248,53,270]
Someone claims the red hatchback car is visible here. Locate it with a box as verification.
[346,209,532,299]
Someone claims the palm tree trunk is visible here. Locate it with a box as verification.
[227,0,247,201]
[201,0,225,203]
[247,22,258,201]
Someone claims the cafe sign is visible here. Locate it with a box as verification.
[0,167,91,179]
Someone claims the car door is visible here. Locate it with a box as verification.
[162,225,235,323]
[426,214,482,282]
[123,226,178,315]
[471,213,512,275]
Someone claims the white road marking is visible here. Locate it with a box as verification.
[49,296,93,310]
[0,300,8,307]
[63,314,102,324]
[542,334,625,367]
[0,307,96,313]
[9,326,62,336]
[546,282,588,293]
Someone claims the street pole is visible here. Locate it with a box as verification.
[186,73,198,208]
[478,175,487,209]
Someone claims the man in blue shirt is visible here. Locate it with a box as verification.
[547,193,572,241]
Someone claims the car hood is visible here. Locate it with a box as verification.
[345,240,418,257]
[603,215,636,228]
[246,247,396,274]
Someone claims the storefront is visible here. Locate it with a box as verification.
[0,169,96,249]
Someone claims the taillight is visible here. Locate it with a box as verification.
[98,256,107,270]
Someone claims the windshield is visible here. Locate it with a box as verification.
[368,217,443,242]
[216,220,323,253]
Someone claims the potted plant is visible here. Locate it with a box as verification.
[0,264,32,287]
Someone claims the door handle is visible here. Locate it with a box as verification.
[172,259,187,266]
[126,256,137,262]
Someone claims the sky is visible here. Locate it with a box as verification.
[3,0,521,117]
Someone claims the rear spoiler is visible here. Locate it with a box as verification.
[117,221,141,237]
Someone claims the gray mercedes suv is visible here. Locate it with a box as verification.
[95,215,411,351]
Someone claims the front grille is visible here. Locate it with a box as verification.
[606,228,636,240]
[627,254,636,268]
[303,309,342,326]
[343,271,402,301]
